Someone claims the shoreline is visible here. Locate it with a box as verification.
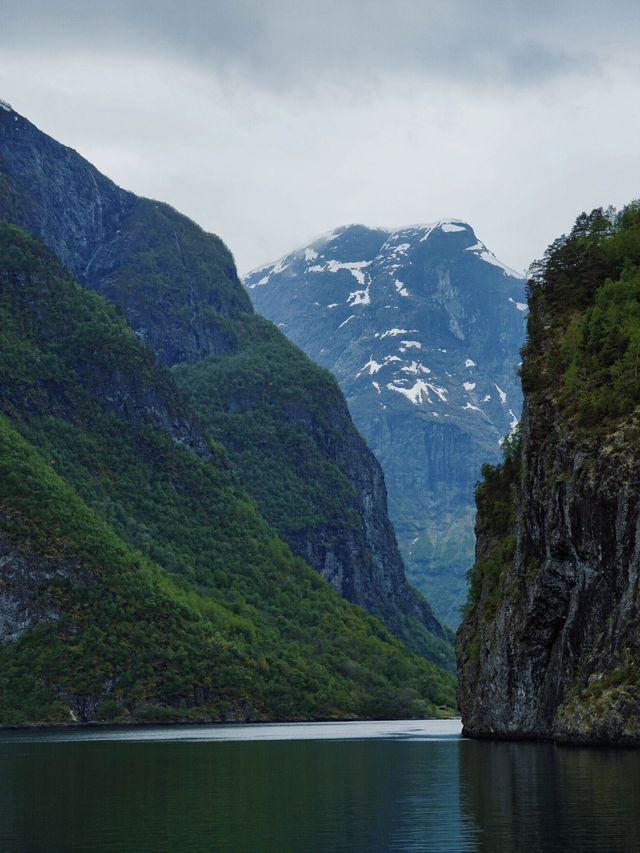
[0,713,461,734]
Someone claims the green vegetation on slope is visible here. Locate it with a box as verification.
[174,315,360,538]
[98,198,252,364]
[0,417,252,725]
[173,315,455,670]
[463,428,520,630]
[0,222,455,723]
[523,202,640,431]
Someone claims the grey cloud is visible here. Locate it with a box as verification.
[3,0,638,90]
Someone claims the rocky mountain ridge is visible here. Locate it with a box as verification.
[245,221,527,626]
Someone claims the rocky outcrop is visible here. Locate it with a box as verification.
[277,388,445,638]
[457,205,640,744]
[457,406,640,744]
[0,531,69,644]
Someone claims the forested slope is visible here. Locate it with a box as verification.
[0,222,455,724]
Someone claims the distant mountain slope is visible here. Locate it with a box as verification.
[0,222,455,724]
[245,222,527,626]
[0,103,450,666]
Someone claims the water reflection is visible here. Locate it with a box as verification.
[0,722,638,852]
[460,739,640,852]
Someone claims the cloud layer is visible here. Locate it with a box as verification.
[4,0,639,88]
[2,1,639,273]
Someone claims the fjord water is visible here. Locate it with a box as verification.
[1,720,638,852]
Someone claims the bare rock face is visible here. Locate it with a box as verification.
[273,385,445,639]
[0,533,67,643]
[457,406,640,745]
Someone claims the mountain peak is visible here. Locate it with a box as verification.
[247,219,522,295]
[244,221,527,627]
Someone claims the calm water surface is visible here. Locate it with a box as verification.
[0,719,638,852]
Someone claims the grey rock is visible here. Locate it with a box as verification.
[0,530,67,643]
[457,406,640,745]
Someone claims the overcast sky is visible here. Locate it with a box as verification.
[1,1,639,274]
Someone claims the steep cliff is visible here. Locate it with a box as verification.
[457,203,640,744]
[244,223,526,627]
[0,107,248,366]
[0,222,456,724]
[0,103,450,666]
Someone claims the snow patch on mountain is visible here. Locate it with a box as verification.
[357,357,383,377]
[402,361,431,375]
[387,379,449,406]
[466,242,521,278]
[414,219,468,242]
[381,328,409,338]
[348,287,371,306]
[326,260,370,285]
[338,314,356,329]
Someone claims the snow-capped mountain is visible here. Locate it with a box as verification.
[244,220,527,627]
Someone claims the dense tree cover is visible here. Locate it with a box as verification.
[523,202,640,431]
[98,198,252,364]
[0,223,455,724]
[174,317,360,538]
